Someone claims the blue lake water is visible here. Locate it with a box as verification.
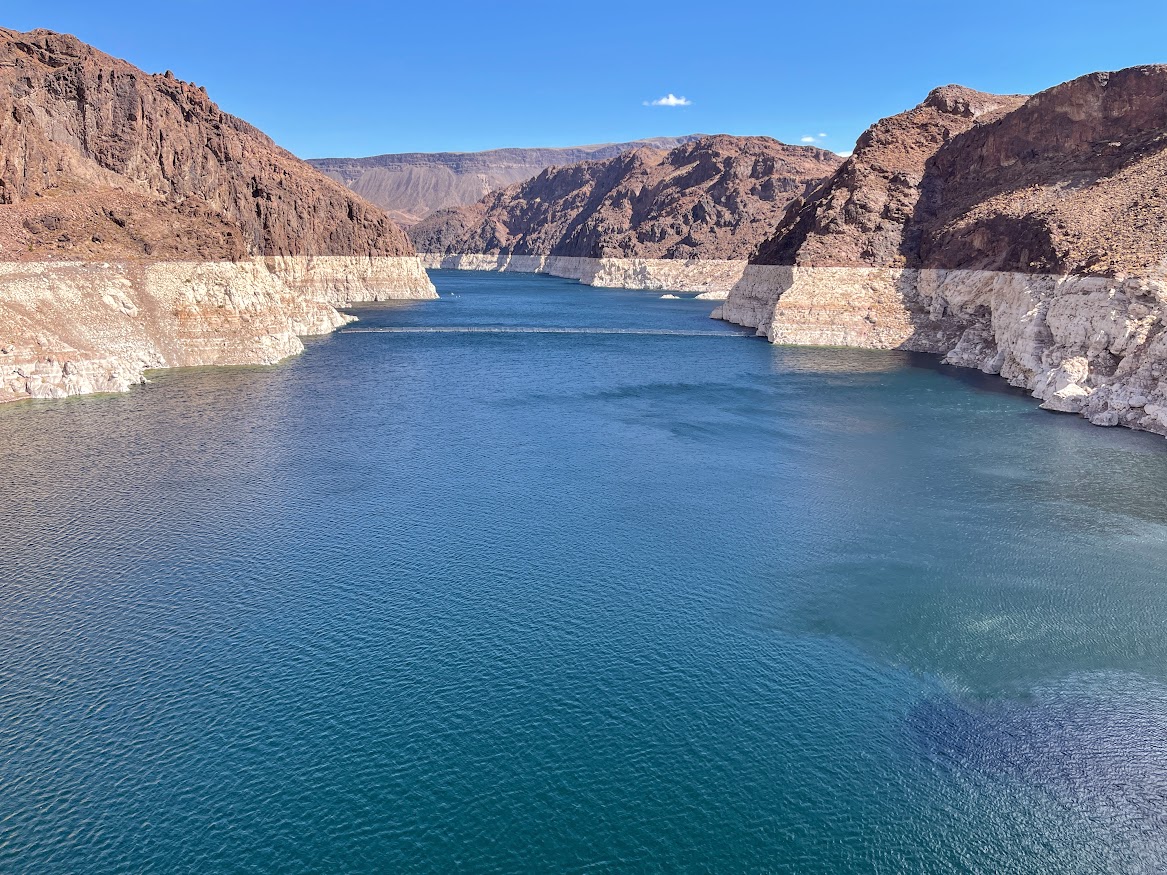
[1,270,1166,872]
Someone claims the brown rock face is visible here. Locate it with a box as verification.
[0,27,413,262]
[307,136,706,226]
[916,66,1167,276]
[722,67,1167,437]
[0,27,435,406]
[755,67,1167,279]
[753,86,1027,266]
[409,135,843,261]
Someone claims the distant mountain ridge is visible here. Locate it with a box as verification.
[409,135,843,260]
[307,136,706,225]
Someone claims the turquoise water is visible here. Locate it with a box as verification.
[1,270,1166,873]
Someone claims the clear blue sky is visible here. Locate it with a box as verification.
[8,1,1167,158]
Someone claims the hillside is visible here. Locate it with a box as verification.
[410,135,843,261]
[717,68,1167,435]
[0,27,433,403]
[307,136,704,226]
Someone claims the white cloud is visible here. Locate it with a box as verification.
[835,150,853,158]
[801,133,829,144]
[818,132,827,138]
[800,136,817,143]
[644,93,692,107]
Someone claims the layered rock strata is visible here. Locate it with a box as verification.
[0,256,434,402]
[714,266,1167,433]
[717,71,1167,435]
[0,27,435,403]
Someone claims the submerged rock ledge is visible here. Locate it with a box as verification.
[0,256,435,403]
[420,253,746,299]
[714,266,1167,436]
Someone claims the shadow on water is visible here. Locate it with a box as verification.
[901,350,1035,397]
[907,674,1167,872]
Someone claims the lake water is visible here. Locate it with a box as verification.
[1,270,1166,872]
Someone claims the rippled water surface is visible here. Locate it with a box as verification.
[2,271,1166,873]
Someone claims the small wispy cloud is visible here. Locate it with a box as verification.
[801,133,829,144]
[835,150,853,158]
[644,93,692,107]
[800,136,817,143]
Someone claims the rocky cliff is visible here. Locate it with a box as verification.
[717,67,1167,435]
[307,136,705,226]
[753,86,1027,267]
[0,27,434,403]
[410,135,841,295]
[412,135,842,260]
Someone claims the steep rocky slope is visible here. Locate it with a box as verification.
[914,68,1167,277]
[0,27,434,403]
[413,135,841,259]
[753,86,1027,267]
[717,67,1167,435]
[410,136,841,294]
[307,136,704,226]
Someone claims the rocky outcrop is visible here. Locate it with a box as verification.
[308,137,705,226]
[913,67,1167,276]
[0,254,435,403]
[0,27,435,403]
[717,68,1167,435]
[0,259,345,400]
[411,135,842,262]
[753,86,1027,267]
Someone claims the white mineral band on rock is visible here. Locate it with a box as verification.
[0,256,435,403]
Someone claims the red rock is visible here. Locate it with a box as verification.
[0,27,414,263]
[409,135,842,261]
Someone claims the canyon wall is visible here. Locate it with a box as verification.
[0,27,435,403]
[716,71,1167,435]
[714,266,1167,434]
[0,257,435,403]
[410,136,842,287]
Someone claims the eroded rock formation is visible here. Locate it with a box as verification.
[409,136,842,294]
[716,68,1167,435]
[0,27,434,403]
[420,253,749,297]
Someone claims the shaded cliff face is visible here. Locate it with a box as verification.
[753,86,1027,267]
[0,27,413,262]
[916,66,1167,276]
[307,136,705,226]
[410,136,843,261]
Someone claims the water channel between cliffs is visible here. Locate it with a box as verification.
[1,269,1164,873]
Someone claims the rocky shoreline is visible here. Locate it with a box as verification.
[0,256,434,403]
[0,27,438,404]
[714,266,1167,436]
[5,25,1167,437]
[704,71,1167,438]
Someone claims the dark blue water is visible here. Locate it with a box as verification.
[2,270,1166,873]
